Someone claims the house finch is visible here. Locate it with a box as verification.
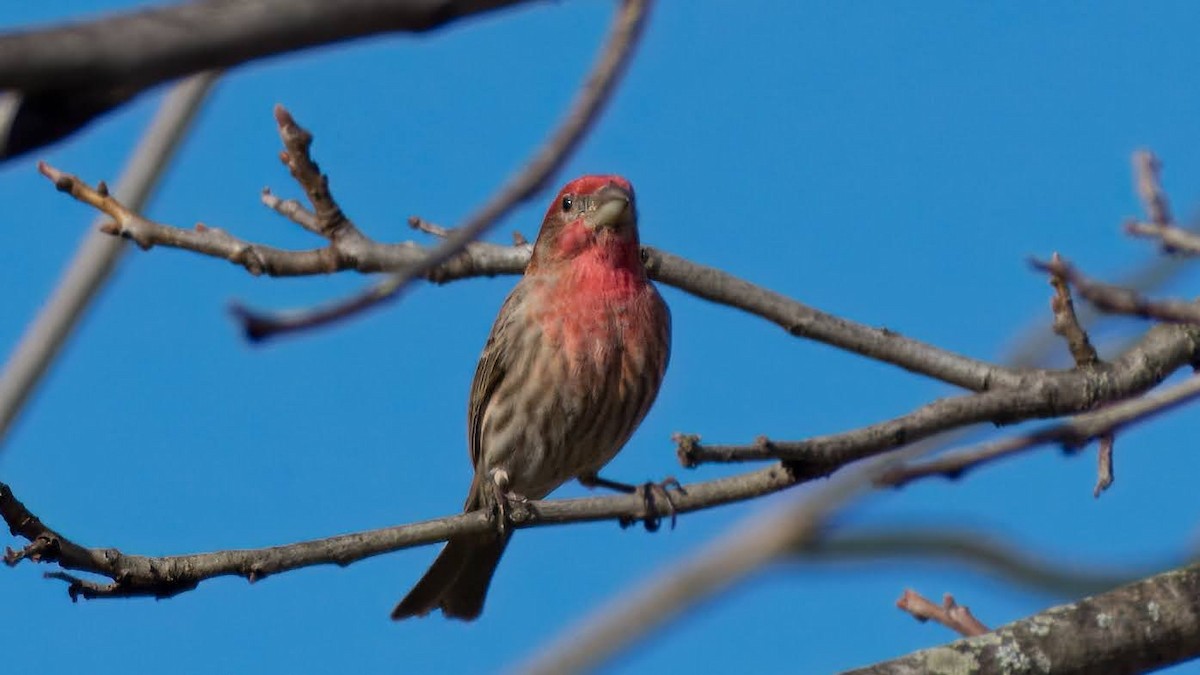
[392,175,671,621]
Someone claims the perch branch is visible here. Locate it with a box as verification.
[2,461,805,600]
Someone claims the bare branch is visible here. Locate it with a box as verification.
[877,373,1200,487]
[235,0,653,340]
[42,168,1024,391]
[843,562,1200,675]
[1094,433,1114,497]
[896,589,990,638]
[801,528,1168,599]
[1048,252,1099,367]
[1,461,812,600]
[38,163,530,280]
[1033,255,1200,324]
[683,322,1200,467]
[1045,254,1118,495]
[0,73,218,449]
[1125,220,1200,256]
[1134,149,1172,226]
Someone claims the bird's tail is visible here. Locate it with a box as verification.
[391,533,509,621]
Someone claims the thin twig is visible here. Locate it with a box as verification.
[1048,252,1100,367]
[1125,220,1200,256]
[896,589,990,637]
[1094,433,1115,497]
[800,528,1164,599]
[1134,150,1172,227]
[0,72,219,450]
[1046,253,1117,495]
[260,187,319,232]
[1032,256,1200,324]
[877,373,1200,487]
[233,0,653,340]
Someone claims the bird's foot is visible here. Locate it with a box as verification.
[489,470,527,536]
[579,473,686,532]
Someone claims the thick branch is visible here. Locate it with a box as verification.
[842,562,1200,675]
[0,0,542,92]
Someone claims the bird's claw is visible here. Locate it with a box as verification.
[488,470,527,536]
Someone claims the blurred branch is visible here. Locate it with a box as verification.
[0,0,540,91]
[1133,149,1172,227]
[0,0,547,157]
[803,528,1163,599]
[232,0,653,340]
[877,373,1200,487]
[1126,220,1200,256]
[0,72,219,449]
[843,562,1200,675]
[515,464,875,675]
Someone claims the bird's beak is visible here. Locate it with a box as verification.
[587,183,634,231]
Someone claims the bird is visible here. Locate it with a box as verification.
[392,175,671,621]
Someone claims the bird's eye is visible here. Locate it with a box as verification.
[561,195,573,212]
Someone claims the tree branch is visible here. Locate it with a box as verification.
[680,321,1200,467]
[876,373,1200,487]
[1,462,807,600]
[1034,255,1200,324]
[842,562,1200,675]
[40,166,1027,390]
[0,0,543,92]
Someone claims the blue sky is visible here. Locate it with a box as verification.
[3,1,1200,673]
